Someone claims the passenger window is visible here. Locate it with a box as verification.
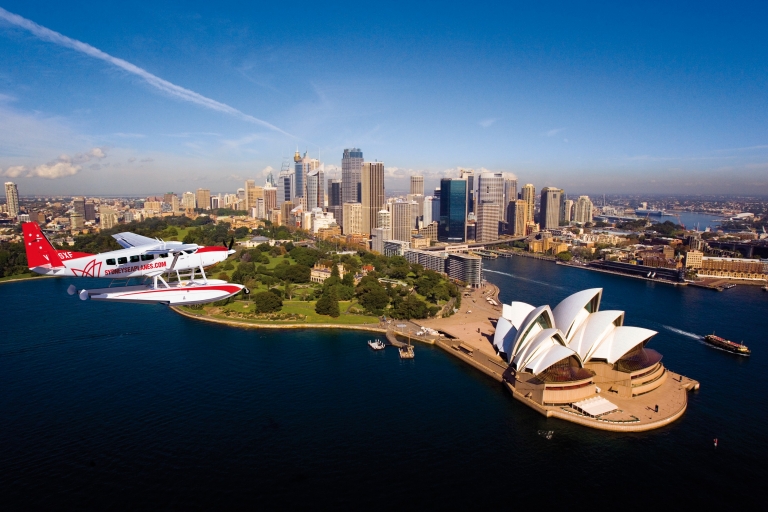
[117,257,128,264]
[160,253,168,258]
[106,258,116,265]
[141,254,154,261]
[129,255,140,263]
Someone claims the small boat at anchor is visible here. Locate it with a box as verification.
[368,339,386,350]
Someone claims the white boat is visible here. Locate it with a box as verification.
[368,339,386,350]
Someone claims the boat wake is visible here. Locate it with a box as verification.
[662,325,703,340]
[483,269,565,289]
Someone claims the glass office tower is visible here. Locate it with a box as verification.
[438,178,467,243]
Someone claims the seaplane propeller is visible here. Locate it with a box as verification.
[222,238,235,253]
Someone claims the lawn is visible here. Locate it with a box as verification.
[200,299,379,325]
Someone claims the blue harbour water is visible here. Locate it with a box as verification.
[1,261,766,509]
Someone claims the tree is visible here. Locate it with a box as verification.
[315,290,340,317]
[556,251,573,262]
[356,276,390,314]
[253,291,283,313]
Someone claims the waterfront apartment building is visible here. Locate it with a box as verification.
[685,251,767,280]
[521,184,536,227]
[574,195,593,224]
[196,188,211,210]
[371,227,388,253]
[410,175,424,195]
[476,201,500,243]
[4,182,19,219]
[342,148,363,204]
[383,239,410,257]
[438,178,467,243]
[404,248,449,273]
[361,161,385,235]
[391,201,412,243]
[539,187,562,229]
[343,202,363,235]
[563,199,574,223]
[447,253,482,287]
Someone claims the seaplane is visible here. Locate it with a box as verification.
[22,222,246,305]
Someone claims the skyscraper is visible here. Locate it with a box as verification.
[502,176,517,221]
[391,202,412,243]
[377,208,392,239]
[539,187,562,229]
[277,171,293,206]
[306,169,324,210]
[476,201,500,243]
[100,207,119,229]
[563,199,574,224]
[361,161,385,235]
[423,196,434,225]
[327,178,343,226]
[343,202,362,234]
[73,197,85,218]
[182,192,196,210]
[410,175,424,195]
[5,182,19,219]
[84,200,96,221]
[506,199,528,236]
[263,185,277,216]
[521,184,536,225]
[574,196,594,224]
[477,172,504,217]
[341,148,363,204]
[196,188,211,210]
[438,178,467,243]
[294,150,319,199]
[459,169,475,215]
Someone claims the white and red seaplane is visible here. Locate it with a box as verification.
[22,222,246,305]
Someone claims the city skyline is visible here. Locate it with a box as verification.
[1,3,768,195]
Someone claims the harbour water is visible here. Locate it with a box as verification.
[1,264,766,509]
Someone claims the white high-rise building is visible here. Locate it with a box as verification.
[343,202,362,235]
[410,175,424,195]
[476,202,500,243]
[502,176,517,221]
[574,196,593,224]
[563,199,574,224]
[391,201,412,243]
[4,182,19,219]
[477,173,504,223]
[423,196,434,226]
[181,191,196,210]
[306,169,324,210]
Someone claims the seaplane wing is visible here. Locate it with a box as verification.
[112,232,161,249]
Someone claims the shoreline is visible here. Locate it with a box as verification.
[0,274,57,285]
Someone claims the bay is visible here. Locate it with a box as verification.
[1,263,766,509]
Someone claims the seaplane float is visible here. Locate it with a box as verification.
[22,222,247,306]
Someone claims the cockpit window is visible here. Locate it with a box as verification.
[183,249,197,254]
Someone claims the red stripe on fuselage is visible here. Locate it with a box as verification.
[117,285,242,297]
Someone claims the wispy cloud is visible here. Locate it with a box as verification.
[478,118,499,128]
[544,128,565,137]
[112,132,145,138]
[0,7,293,137]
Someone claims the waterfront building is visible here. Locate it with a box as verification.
[460,169,475,215]
[685,251,767,280]
[521,184,536,226]
[343,202,363,235]
[342,148,363,204]
[391,201,412,243]
[100,207,119,229]
[502,176,517,221]
[361,161,385,235]
[5,181,19,219]
[438,178,467,243]
[446,253,482,287]
[195,189,211,210]
[493,288,672,408]
[539,187,562,229]
[574,196,593,224]
[476,201,500,243]
[507,199,528,236]
[404,248,449,273]
[410,175,424,195]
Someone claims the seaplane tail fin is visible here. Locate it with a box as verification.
[22,222,65,269]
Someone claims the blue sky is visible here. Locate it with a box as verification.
[1,1,767,196]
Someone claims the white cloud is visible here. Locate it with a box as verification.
[29,161,80,179]
[0,7,293,137]
[2,165,26,178]
[479,118,499,128]
[544,128,565,136]
[259,165,274,177]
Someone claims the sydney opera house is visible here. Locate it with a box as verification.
[492,288,692,424]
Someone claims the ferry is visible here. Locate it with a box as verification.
[368,339,386,350]
[703,334,751,356]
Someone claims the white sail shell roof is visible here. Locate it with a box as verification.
[510,305,555,360]
[513,328,561,370]
[568,310,625,360]
[552,288,603,342]
[587,326,657,364]
[492,316,514,355]
[526,344,582,375]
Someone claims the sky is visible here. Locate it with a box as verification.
[1,1,767,196]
